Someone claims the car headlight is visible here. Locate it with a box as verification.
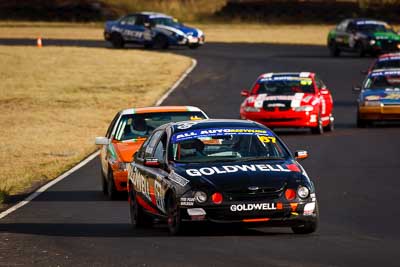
[297,186,310,199]
[294,105,314,112]
[363,100,382,106]
[243,106,260,112]
[370,39,376,45]
[397,43,400,49]
[194,191,207,203]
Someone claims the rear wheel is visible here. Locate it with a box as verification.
[355,42,365,57]
[328,40,340,57]
[167,194,185,235]
[188,43,200,49]
[154,35,169,49]
[110,32,124,49]
[129,189,152,228]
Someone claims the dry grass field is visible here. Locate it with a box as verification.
[0,45,191,203]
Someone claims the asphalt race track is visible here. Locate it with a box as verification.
[1,41,400,266]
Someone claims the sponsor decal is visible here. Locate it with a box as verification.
[154,180,165,212]
[176,121,199,130]
[230,203,276,212]
[371,70,400,77]
[168,170,190,187]
[356,20,387,26]
[257,135,276,144]
[378,56,400,62]
[180,197,195,206]
[172,127,273,143]
[185,164,291,177]
[131,169,151,202]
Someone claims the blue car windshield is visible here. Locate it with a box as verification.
[357,24,391,33]
[151,17,180,27]
[365,74,400,89]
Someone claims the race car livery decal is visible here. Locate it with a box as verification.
[253,93,306,108]
[172,128,274,143]
[168,170,190,186]
[370,70,400,77]
[180,197,195,206]
[378,56,400,62]
[185,164,291,177]
[230,203,279,212]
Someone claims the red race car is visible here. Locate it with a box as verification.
[240,72,334,134]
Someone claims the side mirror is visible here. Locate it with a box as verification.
[295,150,308,160]
[352,85,361,92]
[144,157,161,167]
[320,88,329,95]
[241,89,250,97]
[95,136,109,145]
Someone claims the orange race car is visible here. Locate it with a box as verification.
[95,106,208,199]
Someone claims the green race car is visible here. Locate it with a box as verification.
[327,18,400,57]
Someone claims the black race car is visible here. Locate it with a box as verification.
[327,18,400,57]
[127,119,319,235]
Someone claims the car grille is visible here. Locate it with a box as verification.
[379,40,399,51]
[263,100,292,111]
[225,186,284,201]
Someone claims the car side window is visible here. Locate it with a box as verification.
[135,15,145,26]
[106,113,120,138]
[120,15,136,26]
[337,20,349,32]
[153,133,167,163]
[346,22,356,33]
[144,130,163,158]
[315,76,326,89]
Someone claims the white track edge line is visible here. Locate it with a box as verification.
[155,58,197,106]
[0,58,197,220]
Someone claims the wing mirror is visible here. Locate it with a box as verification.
[144,157,161,167]
[241,89,250,97]
[295,150,308,160]
[95,136,109,145]
[320,88,329,95]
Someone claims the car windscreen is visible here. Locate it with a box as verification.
[170,127,289,163]
[365,73,400,89]
[114,111,206,141]
[151,17,179,27]
[356,23,391,33]
[255,77,314,95]
[374,58,400,70]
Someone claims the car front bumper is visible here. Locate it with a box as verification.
[359,105,400,120]
[240,108,320,128]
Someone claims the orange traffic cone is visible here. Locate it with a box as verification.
[37,37,42,48]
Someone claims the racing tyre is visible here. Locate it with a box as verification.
[323,115,334,132]
[355,42,365,57]
[101,171,107,195]
[188,43,200,49]
[292,203,319,234]
[167,194,185,235]
[154,35,169,49]
[129,189,152,228]
[311,115,324,135]
[328,40,340,57]
[110,32,124,49]
[356,112,368,128]
[107,171,118,200]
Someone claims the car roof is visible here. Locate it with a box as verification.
[377,53,400,60]
[351,18,387,25]
[130,12,171,19]
[169,119,269,133]
[369,68,400,77]
[120,106,204,116]
[258,72,314,79]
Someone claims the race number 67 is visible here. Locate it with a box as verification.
[257,135,276,143]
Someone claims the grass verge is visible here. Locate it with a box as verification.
[0,45,191,204]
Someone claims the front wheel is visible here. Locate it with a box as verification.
[323,115,334,132]
[357,111,368,128]
[292,203,319,234]
[167,194,185,235]
[355,42,365,57]
[188,43,200,49]
[107,171,118,200]
[311,115,324,135]
[110,32,124,49]
[153,35,169,49]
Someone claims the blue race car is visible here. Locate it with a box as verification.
[104,12,205,49]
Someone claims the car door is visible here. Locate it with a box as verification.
[132,130,169,215]
[118,15,143,42]
[315,75,333,118]
[100,112,120,176]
